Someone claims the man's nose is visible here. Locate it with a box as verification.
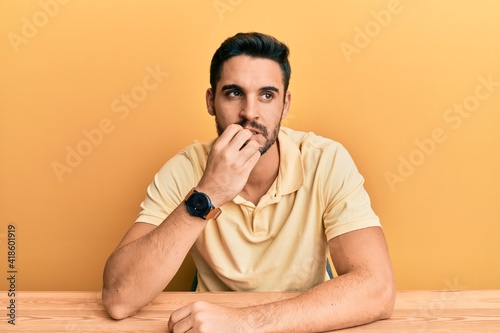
[239,97,258,120]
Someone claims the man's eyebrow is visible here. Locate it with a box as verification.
[221,84,242,91]
[261,86,280,93]
[220,84,280,93]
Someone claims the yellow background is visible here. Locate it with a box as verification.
[1,0,499,292]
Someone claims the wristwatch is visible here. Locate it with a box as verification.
[184,188,222,220]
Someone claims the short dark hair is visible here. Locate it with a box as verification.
[209,32,291,95]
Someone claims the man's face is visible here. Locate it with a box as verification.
[206,55,291,155]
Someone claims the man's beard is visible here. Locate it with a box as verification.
[215,117,280,155]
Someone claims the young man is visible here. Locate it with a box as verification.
[102,32,395,332]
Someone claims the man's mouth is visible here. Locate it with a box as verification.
[245,128,260,136]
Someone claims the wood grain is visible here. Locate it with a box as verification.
[1,290,499,332]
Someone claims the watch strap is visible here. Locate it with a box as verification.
[204,206,222,220]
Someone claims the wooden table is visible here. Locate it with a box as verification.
[1,290,499,332]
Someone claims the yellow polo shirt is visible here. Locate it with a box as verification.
[136,127,380,291]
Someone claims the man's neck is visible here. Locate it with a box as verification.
[240,142,280,205]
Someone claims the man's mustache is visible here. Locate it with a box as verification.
[236,120,268,137]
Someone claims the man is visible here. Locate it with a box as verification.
[102,32,395,332]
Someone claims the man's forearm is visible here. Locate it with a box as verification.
[242,270,395,332]
[102,204,207,319]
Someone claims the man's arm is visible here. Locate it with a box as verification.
[102,205,208,320]
[167,226,395,332]
[102,124,261,320]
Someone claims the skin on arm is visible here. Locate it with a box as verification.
[167,226,395,333]
[102,207,209,320]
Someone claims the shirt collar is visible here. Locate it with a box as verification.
[276,127,304,196]
[203,127,304,203]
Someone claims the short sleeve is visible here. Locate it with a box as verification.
[135,152,197,226]
[322,144,381,241]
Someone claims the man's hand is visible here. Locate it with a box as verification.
[168,301,255,333]
[196,124,261,207]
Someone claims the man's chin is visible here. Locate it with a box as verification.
[259,139,277,155]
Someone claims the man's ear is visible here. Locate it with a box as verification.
[206,88,215,116]
[281,90,291,119]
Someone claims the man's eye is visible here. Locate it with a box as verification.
[227,90,242,97]
[262,92,274,100]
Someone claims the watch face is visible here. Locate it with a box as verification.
[187,192,210,216]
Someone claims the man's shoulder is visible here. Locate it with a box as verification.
[280,127,343,151]
[156,139,213,175]
[177,139,213,161]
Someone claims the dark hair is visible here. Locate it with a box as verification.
[209,32,291,95]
